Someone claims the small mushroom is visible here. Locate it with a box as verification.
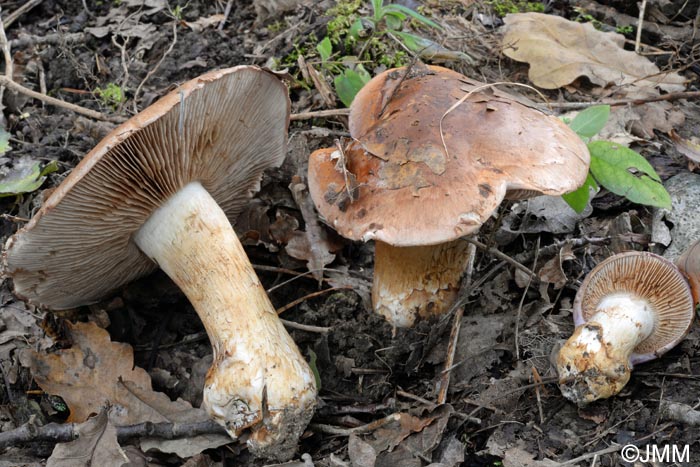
[557,251,695,405]
[3,67,316,460]
[308,64,589,327]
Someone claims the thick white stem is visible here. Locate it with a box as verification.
[134,182,316,460]
[372,240,470,328]
[557,292,655,405]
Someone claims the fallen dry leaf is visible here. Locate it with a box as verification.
[29,321,151,424]
[348,433,377,467]
[28,321,230,457]
[46,409,128,467]
[372,406,454,466]
[184,14,226,33]
[502,12,686,92]
[289,178,339,280]
[670,129,700,169]
[537,243,575,290]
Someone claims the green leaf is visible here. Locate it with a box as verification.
[561,173,599,213]
[588,141,671,209]
[0,128,10,154]
[384,11,405,30]
[371,0,384,21]
[334,68,370,107]
[348,18,365,40]
[382,4,443,29]
[392,31,473,64]
[0,160,59,198]
[569,105,610,139]
[316,36,332,62]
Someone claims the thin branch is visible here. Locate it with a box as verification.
[279,318,332,334]
[0,8,13,123]
[0,75,125,123]
[545,90,700,110]
[276,287,350,315]
[290,108,350,121]
[133,20,177,113]
[310,413,403,436]
[0,419,227,450]
[218,0,233,30]
[464,237,539,283]
[3,0,43,28]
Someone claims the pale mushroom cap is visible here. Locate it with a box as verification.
[573,251,695,364]
[309,65,589,247]
[4,66,290,309]
[676,239,700,305]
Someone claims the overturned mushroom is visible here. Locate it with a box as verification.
[308,64,590,327]
[3,66,316,460]
[557,251,695,405]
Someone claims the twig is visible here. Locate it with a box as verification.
[0,75,125,123]
[218,0,233,30]
[0,419,227,450]
[10,32,84,49]
[557,422,675,466]
[544,90,700,110]
[396,390,480,424]
[515,236,539,360]
[531,366,545,425]
[133,20,177,113]
[290,108,350,121]
[310,413,404,436]
[464,237,539,283]
[276,287,350,315]
[279,318,332,334]
[0,9,13,124]
[436,243,476,405]
[635,0,647,53]
[3,0,43,28]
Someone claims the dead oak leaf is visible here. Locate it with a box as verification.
[47,409,128,467]
[502,12,686,92]
[28,321,231,457]
[29,321,151,424]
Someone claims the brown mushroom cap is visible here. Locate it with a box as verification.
[572,251,695,364]
[4,66,289,309]
[308,65,589,247]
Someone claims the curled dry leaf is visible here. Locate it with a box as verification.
[669,129,700,169]
[538,243,576,290]
[28,321,230,457]
[502,12,686,92]
[46,409,128,467]
[184,14,226,33]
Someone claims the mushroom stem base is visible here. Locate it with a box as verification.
[372,239,470,327]
[134,181,316,460]
[557,293,655,405]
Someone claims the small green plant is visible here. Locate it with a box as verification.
[304,0,469,107]
[616,24,634,35]
[489,0,545,17]
[316,36,371,106]
[562,105,671,212]
[94,83,126,109]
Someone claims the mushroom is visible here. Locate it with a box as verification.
[3,66,316,460]
[557,251,695,405]
[677,238,700,304]
[308,64,590,327]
